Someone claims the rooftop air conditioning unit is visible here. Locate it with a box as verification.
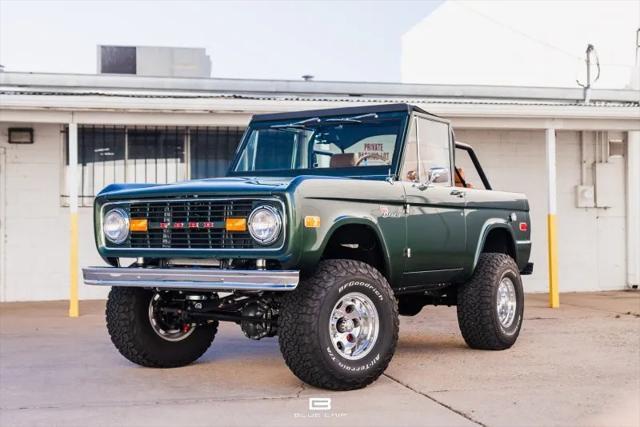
[97,45,211,78]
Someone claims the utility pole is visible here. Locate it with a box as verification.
[577,44,600,103]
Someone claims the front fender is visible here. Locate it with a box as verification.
[298,215,393,278]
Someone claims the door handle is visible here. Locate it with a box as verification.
[450,189,465,198]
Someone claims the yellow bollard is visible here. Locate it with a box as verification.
[547,214,559,308]
[69,212,79,317]
[546,128,559,308]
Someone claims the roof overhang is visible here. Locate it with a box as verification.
[1,72,638,131]
[1,72,638,102]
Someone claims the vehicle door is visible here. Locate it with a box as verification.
[400,114,466,286]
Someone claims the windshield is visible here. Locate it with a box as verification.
[230,111,408,176]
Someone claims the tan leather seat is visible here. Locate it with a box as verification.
[455,167,473,188]
[330,153,356,168]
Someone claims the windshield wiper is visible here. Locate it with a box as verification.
[323,113,379,124]
[270,117,321,129]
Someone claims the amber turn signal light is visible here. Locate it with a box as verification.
[225,218,247,232]
[129,219,148,232]
[304,216,321,228]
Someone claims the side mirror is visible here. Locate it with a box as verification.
[417,167,449,190]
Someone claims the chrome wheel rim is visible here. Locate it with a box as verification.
[148,294,195,342]
[329,292,380,360]
[496,277,517,328]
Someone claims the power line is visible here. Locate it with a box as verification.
[456,2,635,69]
[458,2,583,59]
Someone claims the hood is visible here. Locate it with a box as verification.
[96,176,298,200]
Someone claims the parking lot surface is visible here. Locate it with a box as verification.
[1,291,638,427]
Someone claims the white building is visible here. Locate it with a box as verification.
[0,72,638,302]
[401,0,639,88]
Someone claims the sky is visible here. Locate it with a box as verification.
[0,0,441,82]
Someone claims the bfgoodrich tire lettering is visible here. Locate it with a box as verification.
[106,287,217,368]
[278,259,399,390]
[457,253,524,350]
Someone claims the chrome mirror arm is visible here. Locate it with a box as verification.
[414,170,443,190]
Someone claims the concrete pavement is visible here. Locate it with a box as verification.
[1,292,638,427]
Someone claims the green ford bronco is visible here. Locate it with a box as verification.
[83,103,533,390]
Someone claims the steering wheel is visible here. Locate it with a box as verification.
[354,152,390,166]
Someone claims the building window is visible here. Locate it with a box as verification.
[63,125,244,206]
[190,127,245,179]
[127,127,186,183]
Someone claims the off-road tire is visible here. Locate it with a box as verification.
[278,259,399,390]
[106,287,217,368]
[457,253,524,350]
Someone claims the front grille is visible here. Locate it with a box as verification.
[108,199,279,250]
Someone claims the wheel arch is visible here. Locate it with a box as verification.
[472,220,517,273]
[318,218,392,279]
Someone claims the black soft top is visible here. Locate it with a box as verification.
[251,103,431,122]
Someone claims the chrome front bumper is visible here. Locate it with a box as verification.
[82,267,299,291]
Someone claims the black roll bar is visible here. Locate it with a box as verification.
[455,142,492,190]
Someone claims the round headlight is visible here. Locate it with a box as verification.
[103,208,130,244]
[248,205,282,245]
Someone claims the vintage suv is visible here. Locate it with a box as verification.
[83,103,532,391]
